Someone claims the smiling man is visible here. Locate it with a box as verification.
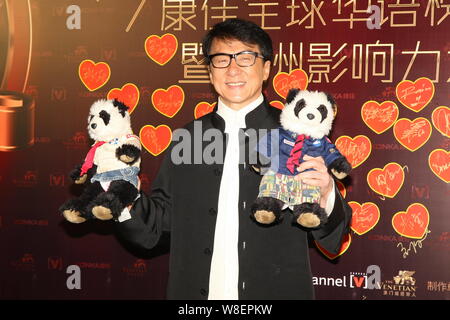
[206,40,271,110]
[114,18,352,300]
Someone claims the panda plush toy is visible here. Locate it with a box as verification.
[60,99,141,223]
[251,88,351,228]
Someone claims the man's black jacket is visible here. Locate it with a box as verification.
[114,100,352,299]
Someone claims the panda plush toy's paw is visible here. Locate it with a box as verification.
[251,197,283,225]
[60,199,86,224]
[89,193,120,221]
[74,174,88,184]
[116,144,141,164]
[296,212,321,228]
[119,155,134,163]
[62,210,87,224]
[254,210,277,224]
[329,157,352,180]
[92,206,114,220]
[293,203,328,228]
[69,165,88,184]
[331,169,347,180]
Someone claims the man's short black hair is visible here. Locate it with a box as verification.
[202,18,273,64]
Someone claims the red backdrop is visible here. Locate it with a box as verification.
[0,0,448,300]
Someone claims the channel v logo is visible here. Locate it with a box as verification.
[50,174,65,187]
[349,265,381,289]
[51,88,67,101]
[353,276,365,288]
[48,257,63,270]
[102,49,116,61]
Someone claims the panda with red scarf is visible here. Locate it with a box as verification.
[251,88,352,229]
[60,99,141,223]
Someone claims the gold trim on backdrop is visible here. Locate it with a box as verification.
[2,0,32,92]
[126,0,146,32]
[0,0,13,88]
[24,0,32,92]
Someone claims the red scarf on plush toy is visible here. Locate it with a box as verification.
[79,141,106,176]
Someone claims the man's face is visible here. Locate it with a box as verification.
[208,38,271,111]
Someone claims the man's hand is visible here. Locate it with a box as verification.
[295,155,333,208]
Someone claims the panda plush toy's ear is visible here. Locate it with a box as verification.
[112,99,130,117]
[286,88,300,105]
[326,93,337,115]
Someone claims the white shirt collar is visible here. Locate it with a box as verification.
[216,94,264,131]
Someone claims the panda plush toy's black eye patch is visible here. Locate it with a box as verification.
[99,110,110,126]
[317,104,328,123]
[113,99,129,118]
[294,99,306,118]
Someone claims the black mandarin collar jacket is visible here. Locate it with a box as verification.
[115,99,352,300]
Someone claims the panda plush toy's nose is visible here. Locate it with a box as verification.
[91,123,97,129]
[307,113,315,120]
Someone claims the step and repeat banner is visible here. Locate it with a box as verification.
[0,0,448,299]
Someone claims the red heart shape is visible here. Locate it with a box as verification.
[431,106,450,138]
[428,149,450,183]
[139,125,172,156]
[107,83,140,114]
[393,117,432,152]
[194,102,216,119]
[315,233,351,260]
[392,203,430,239]
[272,69,308,99]
[78,60,111,91]
[396,77,434,112]
[349,202,380,235]
[152,85,185,118]
[270,100,284,110]
[367,162,405,198]
[361,100,399,134]
[145,33,178,66]
[335,135,372,169]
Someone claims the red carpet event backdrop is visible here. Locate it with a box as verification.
[0,0,449,300]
